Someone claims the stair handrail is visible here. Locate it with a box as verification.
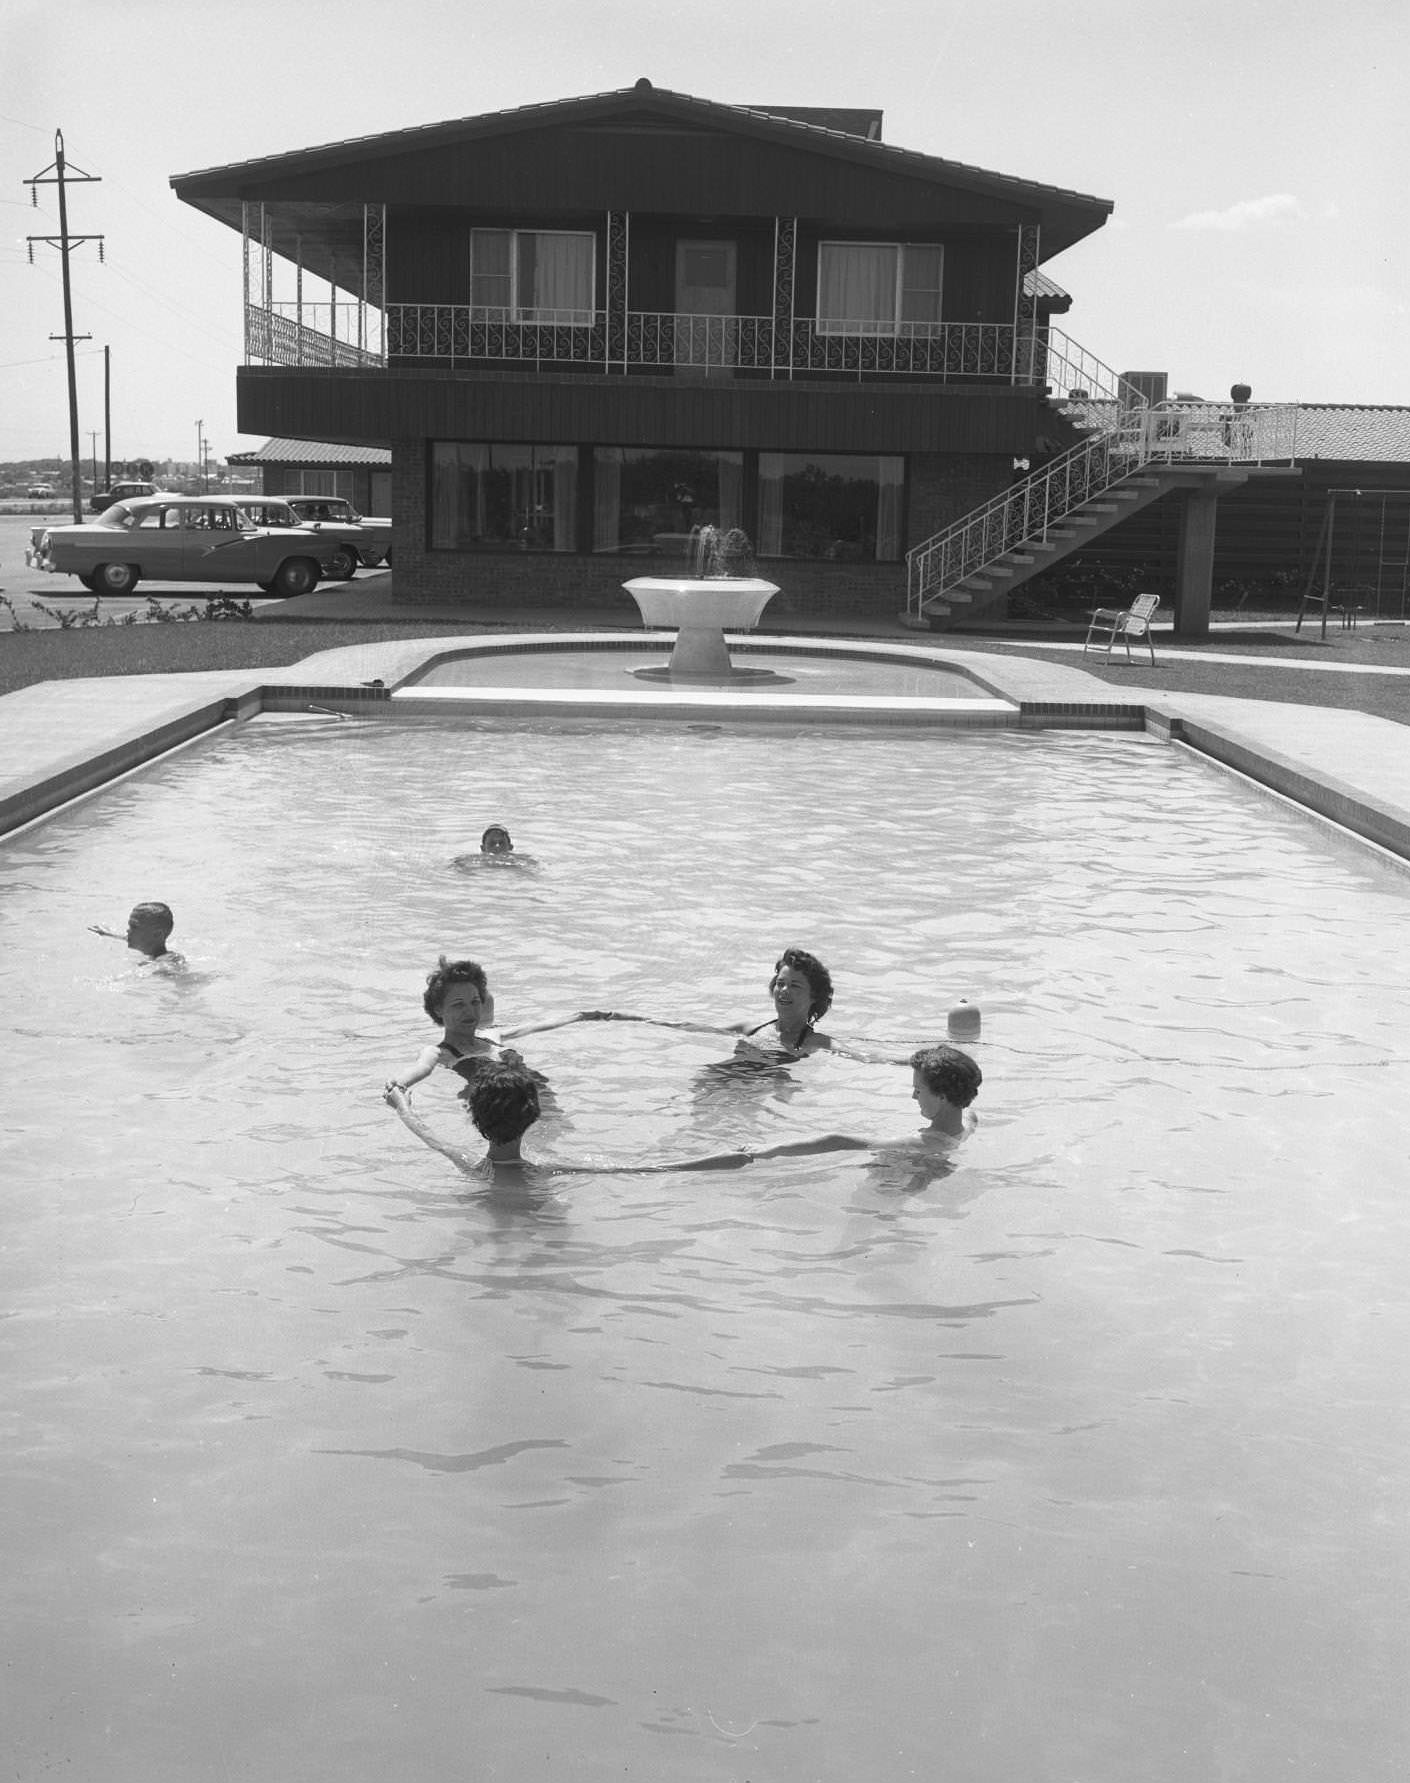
[907,354,1153,618]
[908,333,1303,617]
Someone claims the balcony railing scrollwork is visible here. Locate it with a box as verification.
[250,302,1039,380]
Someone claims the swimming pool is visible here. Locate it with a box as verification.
[4,716,1408,1781]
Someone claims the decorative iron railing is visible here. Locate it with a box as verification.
[247,299,1120,385]
[375,306,1023,379]
[906,397,1300,618]
[246,303,381,369]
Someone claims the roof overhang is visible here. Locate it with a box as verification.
[171,80,1113,266]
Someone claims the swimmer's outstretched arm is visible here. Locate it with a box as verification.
[89,923,124,941]
[383,1085,478,1174]
[550,1133,869,1175]
[385,1045,441,1095]
[502,1011,736,1041]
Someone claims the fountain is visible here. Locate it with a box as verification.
[623,526,785,682]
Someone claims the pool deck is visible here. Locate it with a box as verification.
[3,585,1410,864]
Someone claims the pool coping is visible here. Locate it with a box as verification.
[3,630,1410,863]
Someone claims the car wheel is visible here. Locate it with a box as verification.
[328,544,359,581]
[94,562,139,595]
[268,557,320,598]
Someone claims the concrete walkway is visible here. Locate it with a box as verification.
[3,582,1410,864]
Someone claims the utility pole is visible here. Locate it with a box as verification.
[103,345,111,496]
[196,419,206,491]
[26,130,103,525]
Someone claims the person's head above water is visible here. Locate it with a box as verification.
[422,956,491,1025]
[126,902,174,957]
[770,947,834,1024]
[909,1044,982,1123]
[466,1065,541,1145]
[480,826,513,854]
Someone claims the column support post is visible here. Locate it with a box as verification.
[1173,484,1220,638]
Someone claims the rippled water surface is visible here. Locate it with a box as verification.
[3,716,1408,1782]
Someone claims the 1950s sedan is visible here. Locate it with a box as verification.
[25,495,343,597]
[285,497,392,575]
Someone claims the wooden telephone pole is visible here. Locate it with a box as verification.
[26,130,103,524]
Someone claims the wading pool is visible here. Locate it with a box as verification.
[3,716,1408,1783]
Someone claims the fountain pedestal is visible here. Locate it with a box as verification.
[622,576,782,682]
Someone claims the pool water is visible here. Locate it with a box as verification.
[3,716,1408,1782]
[408,644,995,699]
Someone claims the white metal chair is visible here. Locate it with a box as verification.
[1083,591,1160,665]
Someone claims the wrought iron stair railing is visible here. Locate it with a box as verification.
[906,334,1300,620]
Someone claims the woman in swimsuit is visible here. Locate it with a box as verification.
[730,947,835,1064]
[385,956,537,1096]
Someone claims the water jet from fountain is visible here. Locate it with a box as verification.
[623,526,787,683]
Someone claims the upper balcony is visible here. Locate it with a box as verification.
[245,298,1035,383]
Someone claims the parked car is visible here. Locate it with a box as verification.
[25,495,343,597]
[91,480,165,513]
[284,497,392,577]
[27,484,57,499]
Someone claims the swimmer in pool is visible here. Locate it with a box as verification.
[451,824,539,873]
[90,901,185,968]
[909,1043,982,1139]
[728,947,836,1062]
[386,956,542,1096]
[383,1066,864,1181]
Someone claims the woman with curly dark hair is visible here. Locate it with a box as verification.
[730,946,836,1062]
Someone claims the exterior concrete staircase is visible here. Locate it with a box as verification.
[904,465,1252,627]
[899,331,1300,630]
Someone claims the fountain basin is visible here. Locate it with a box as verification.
[623,576,780,629]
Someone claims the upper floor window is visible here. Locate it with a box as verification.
[816,242,944,336]
[470,229,596,324]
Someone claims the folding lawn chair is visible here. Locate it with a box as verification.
[1083,591,1160,666]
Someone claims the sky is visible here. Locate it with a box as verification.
[2,0,1406,467]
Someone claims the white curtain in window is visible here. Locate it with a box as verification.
[528,233,593,321]
[549,446,578,551]
[430,442,486,548]
[757,453,785,555]
[717,453,744,532]
[818,244,897,334]
[876,458,903,559]
[593,449,622,551]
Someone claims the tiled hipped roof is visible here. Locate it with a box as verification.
[1287,406,1410,463]
[226,438,391,466]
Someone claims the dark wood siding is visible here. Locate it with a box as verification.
[388,210,1016,320]
[237,367,1051,455]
